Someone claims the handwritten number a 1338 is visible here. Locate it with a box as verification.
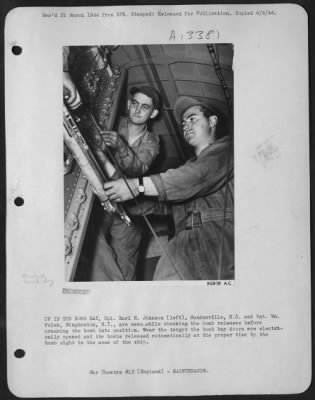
[169,30,217,41]
[186,30,216,40]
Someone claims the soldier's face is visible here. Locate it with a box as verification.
[128,93,155,125]
[181,106,211,147]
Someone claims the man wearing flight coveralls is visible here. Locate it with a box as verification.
[104,96,234,280]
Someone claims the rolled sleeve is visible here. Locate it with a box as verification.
[155,139,233,202]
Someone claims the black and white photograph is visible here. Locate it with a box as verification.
[63,44,234,282]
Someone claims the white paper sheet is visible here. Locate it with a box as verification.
[5,3,311,397]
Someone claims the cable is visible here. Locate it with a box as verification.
[207,44,233,115]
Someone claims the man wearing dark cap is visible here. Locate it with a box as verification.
[100,86,160,176]
[103,95,234,280]
[90,86,161,281]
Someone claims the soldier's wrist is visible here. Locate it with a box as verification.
[138,176,145,198]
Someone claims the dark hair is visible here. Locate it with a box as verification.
[199,105,232,139]
[129,86,161,109]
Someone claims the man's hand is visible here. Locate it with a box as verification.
[101,130,124,150]
[63,72,82,109]
[104,178,138,202]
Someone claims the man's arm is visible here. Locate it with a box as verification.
[104,139,233,202]
[63,72,82,109]
[104,177,158,202]
[63,47,82,110]
[102,130,160,177]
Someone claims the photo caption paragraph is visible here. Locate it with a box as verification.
[44,313,283,346]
